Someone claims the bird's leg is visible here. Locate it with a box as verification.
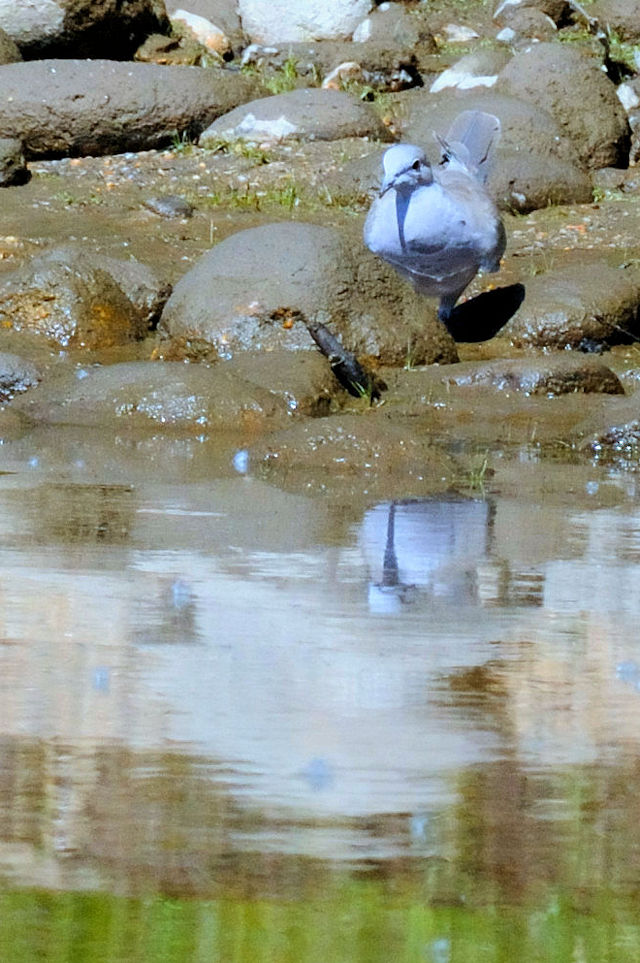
[437,291,461,321]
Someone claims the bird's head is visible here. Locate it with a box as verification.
[380,143,433,194]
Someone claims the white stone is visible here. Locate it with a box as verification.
[204,112,299,144]
[440,23,480,43]
[352,17,372,42]
[617,82,640,112]
[494,0,524,16]
[171,9,231,55]
[430,67,499,93]
[237,0,373,44]
[321,61,364,89]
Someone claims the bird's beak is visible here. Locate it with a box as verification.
[380,173,396,195]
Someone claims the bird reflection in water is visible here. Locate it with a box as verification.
[363,497,493,614]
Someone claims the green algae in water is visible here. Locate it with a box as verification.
[1,886,640,963]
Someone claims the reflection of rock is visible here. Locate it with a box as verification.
[6,482,137,547]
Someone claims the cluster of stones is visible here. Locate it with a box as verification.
[0,0,640,484]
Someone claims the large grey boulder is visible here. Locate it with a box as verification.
[402,89,574,164]
[0,0,170,59]
[159,221,458,366]
[200,88,393,146]
[238,0,373,44]
[503,260,640,348]
[0,59,260,158]
[11,361,293,433]
[400,90,592,212]
[497,42,630,169]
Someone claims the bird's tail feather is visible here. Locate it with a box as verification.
[439,110,501,183]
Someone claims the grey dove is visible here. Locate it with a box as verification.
[363,110,506,322]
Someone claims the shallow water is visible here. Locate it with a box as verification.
[2,427,640,961]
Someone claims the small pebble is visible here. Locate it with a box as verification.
[143,194,194,218]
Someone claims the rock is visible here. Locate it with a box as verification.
[435,355,624,395]
[134,31,208,65]
[497,42,630,170]
[158,221,458,367]
[246,413,458,499]
[399,90,592,212]
[216,350,344,416]
[495,7,558,41]
[430,50,512,94]
[0,137,28,186]
[401,89,574,166]
[96,250,172,327]
[164,0,244,49]
[11,361,292,433]
[0,0,170,59]
[320,147,383,205]
[578,395,640,467]
[237,0,373,44]
[591,166,627,193]
[352,3,431,47]
[0,245,170,349]
[0,26,20,63]
[322,62,365,90]
[627,106,640,165]
[493,0,571,26]
[495,25,518,43]
[0,59,261,158]
[241,39,425,93]
[143,194,194,218]
[503,261,640,348]
[439,24,480,43]
[589,0,640,43]
[0,351,40,400]
[490,150,593,213]
[618,80,640,114]
[342,366,593,446]
[378,356,624,413]
[199,87,393,146]
[170,9,231,56]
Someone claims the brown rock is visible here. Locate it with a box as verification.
[0,59,261,158]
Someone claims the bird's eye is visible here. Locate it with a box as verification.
[411,160,421,171]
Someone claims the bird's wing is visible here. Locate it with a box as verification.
[434,133,472,175]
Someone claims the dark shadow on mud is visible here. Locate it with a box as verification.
[444,283,525,343]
